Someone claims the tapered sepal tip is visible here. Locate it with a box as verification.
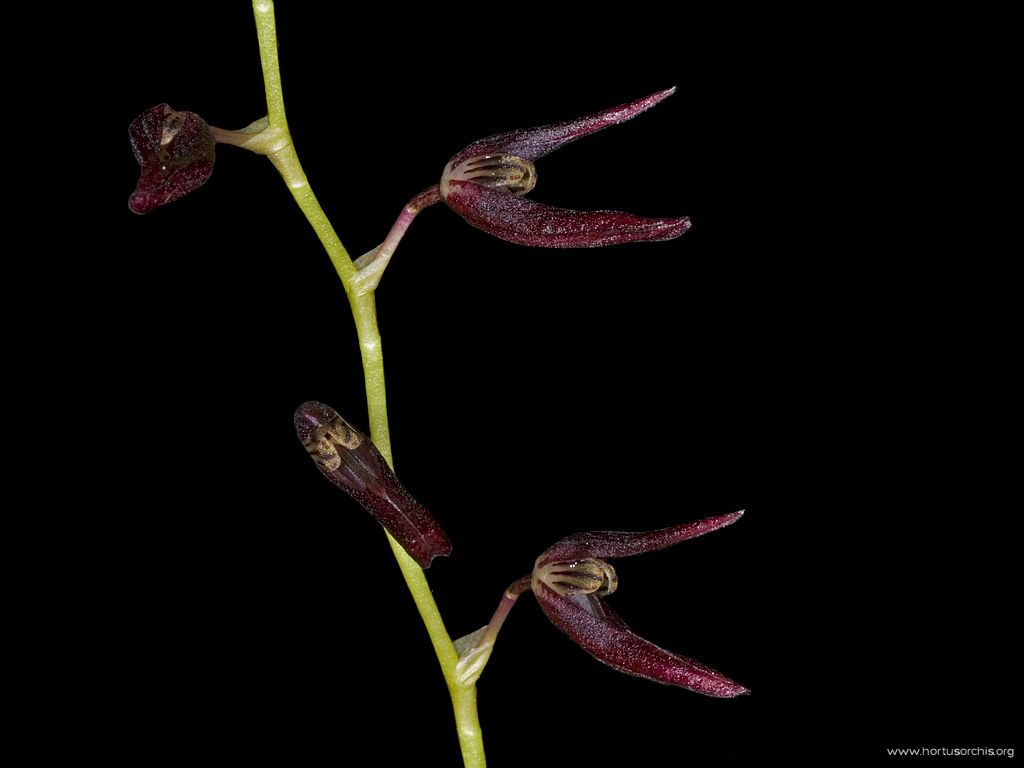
[438,89,689,248]
[661,216,692,238]
[648,86,677,104]
[444,183,690,248]
[529,513,748,697]
[293,400,452,568]
[538,510,746,566]
[534,585,749,698]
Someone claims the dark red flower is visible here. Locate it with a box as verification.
[294,401,452,568]
[438,88,690,247]
[128,104,215,214]
[530,512,749,697]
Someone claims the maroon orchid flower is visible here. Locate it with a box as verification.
[128,104,215,214]
[530,511,749,697]
[459,511,748,696]
[353,88,693,291]
[438,87,691,247]
[294,401,452,568]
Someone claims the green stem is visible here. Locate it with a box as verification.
[347,295,394,461]
[250,3,487,766]
[452,685,486,768]
[251,0,356,290]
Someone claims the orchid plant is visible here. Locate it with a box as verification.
[128,4,748,765]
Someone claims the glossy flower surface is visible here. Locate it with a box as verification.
[531,512,749,698]
[438,88,691,247]
[128,104,215,214]
[294,401,452,568]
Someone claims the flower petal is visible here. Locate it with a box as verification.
[537,511,744,567]
[447,88,676,168]
[294,401,452,568]
[534,582,749,698]
[128,104,215,214]
[443,181,690,248]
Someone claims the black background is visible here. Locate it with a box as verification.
[110,5,1015,765]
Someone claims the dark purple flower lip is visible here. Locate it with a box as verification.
[530,512,749,698]
[294,401,452,568]
[437,88,691,248]
[128,104,215,214]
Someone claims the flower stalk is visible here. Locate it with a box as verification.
[353,186,442,295]
[249,3,485,766]
[130,2,734,761]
